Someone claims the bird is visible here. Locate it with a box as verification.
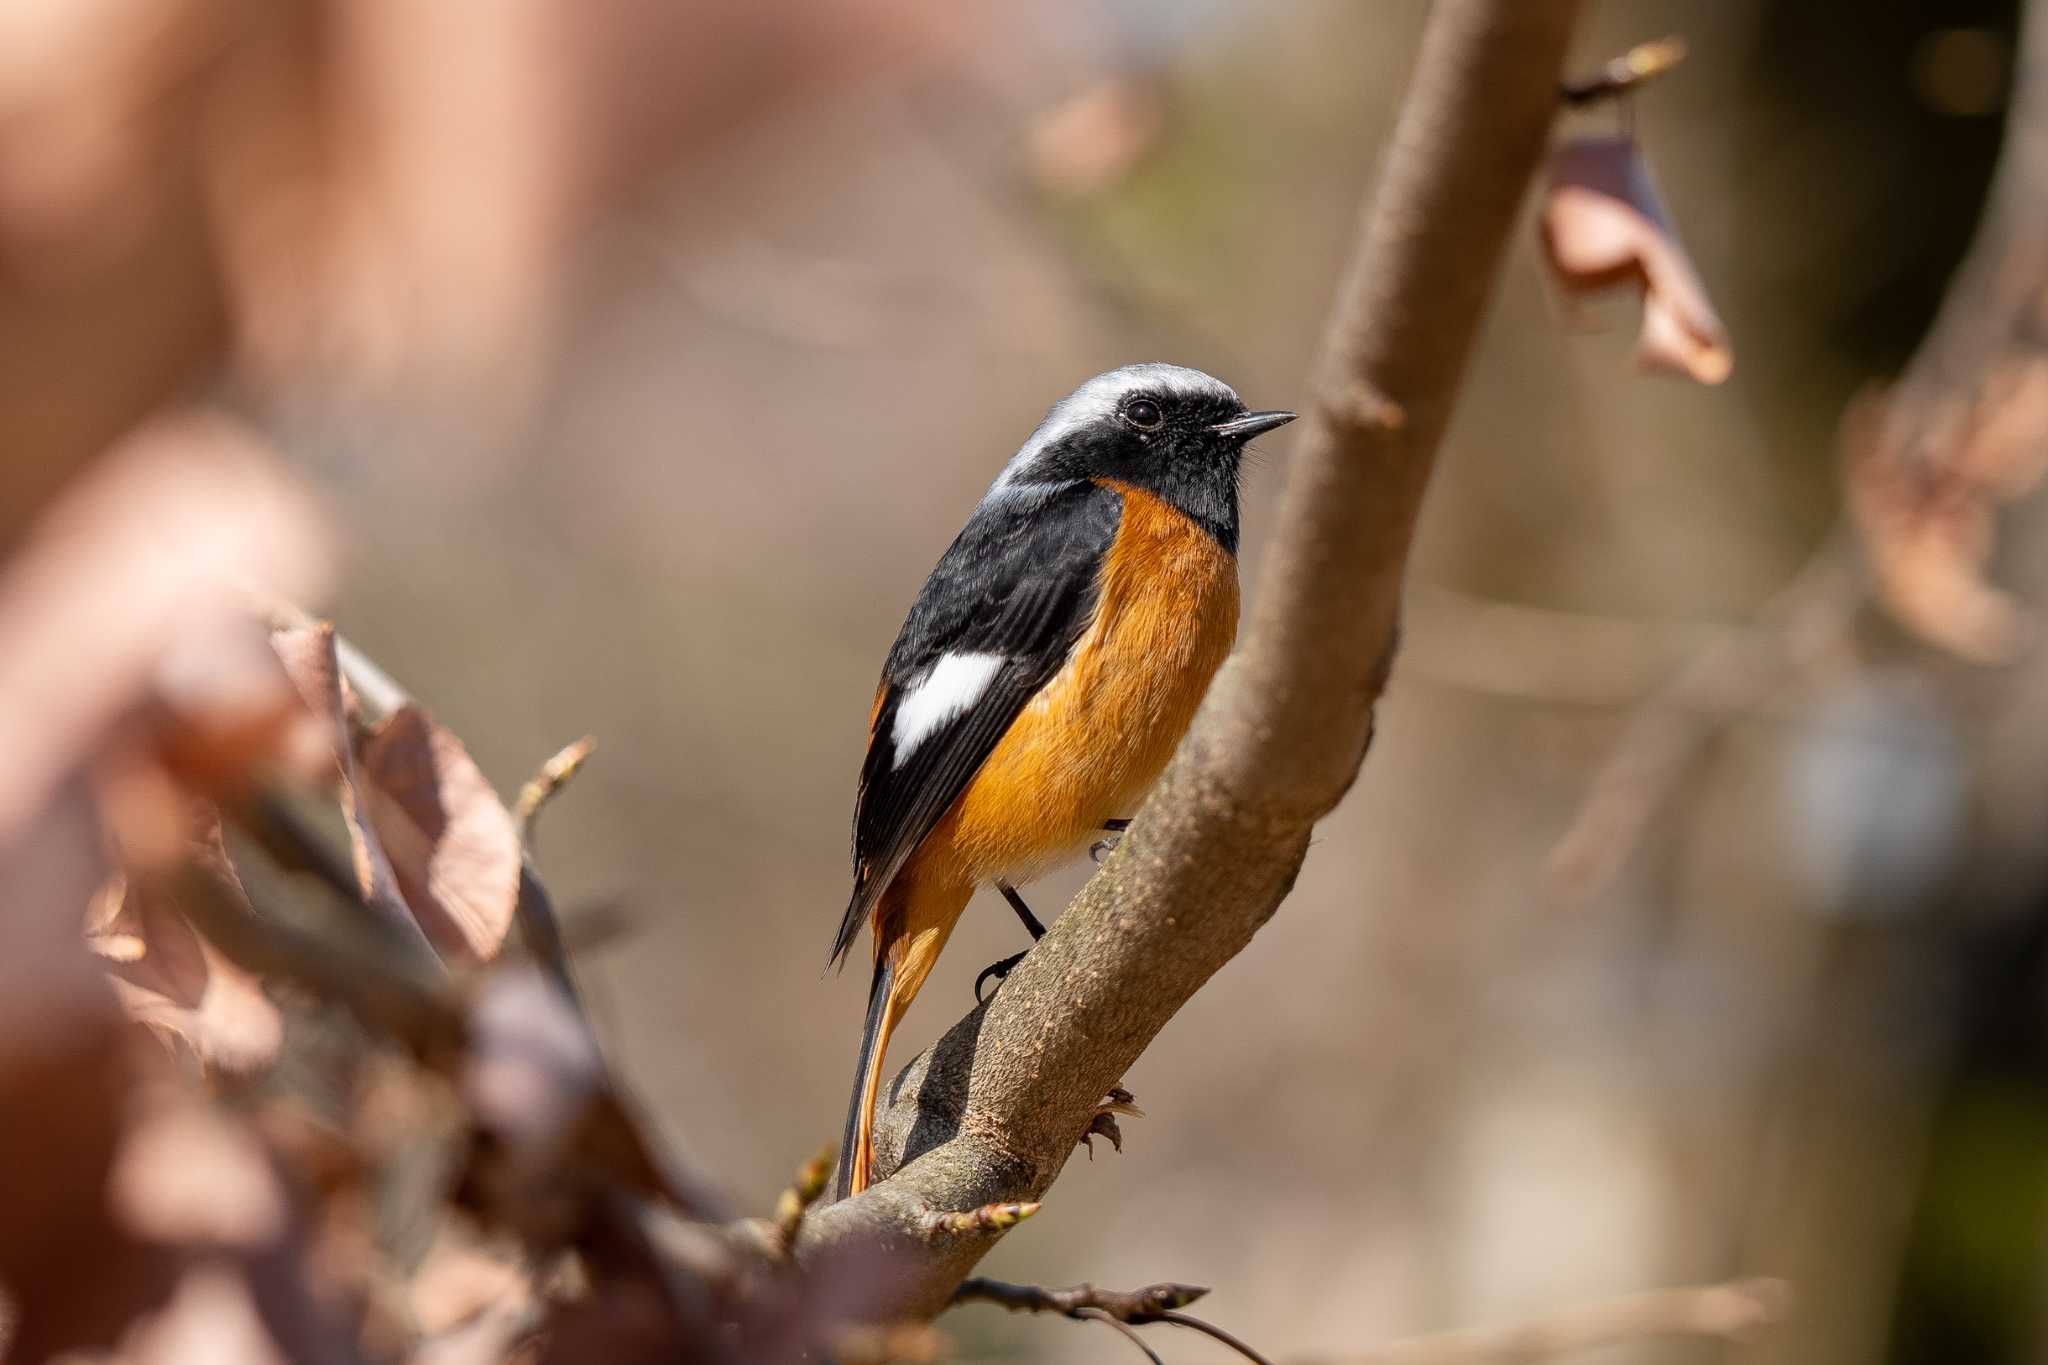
[827,363,1294,1200]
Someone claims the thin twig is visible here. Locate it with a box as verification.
[323,629,590,1005]
[513,859,583,1006]
[919,1202,1040,1240]
[515,735,595,847]
[508,738,598,1004]
[1075,1308,1164,1364]
[951,1278,1207,1320]
[164,860,462,1057]
[1159,1310,1277,1365]
[771,1145,836,1257]
[232,789,441,966]
[1548,533,1860,899]
[1559,36,1686,106]
[333,633,413,719]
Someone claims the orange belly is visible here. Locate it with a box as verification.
[907,479,1238,900]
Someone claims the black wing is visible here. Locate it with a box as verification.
[827,480,1122,968]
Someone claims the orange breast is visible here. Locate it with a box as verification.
[930,480,1238,887]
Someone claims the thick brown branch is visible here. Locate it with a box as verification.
[797,0,1583,1317]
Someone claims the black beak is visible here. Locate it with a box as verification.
[1205,410,1297,441]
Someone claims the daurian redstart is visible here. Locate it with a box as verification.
[828,364,1294,1199]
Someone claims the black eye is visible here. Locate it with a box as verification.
[1123,397,1163,430]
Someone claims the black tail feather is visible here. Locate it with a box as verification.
[832,955,895,1201]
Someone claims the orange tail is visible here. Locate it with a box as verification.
[834,956,897,1200]
[832,876,969,1200]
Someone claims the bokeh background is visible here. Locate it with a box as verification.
[14,0,2048,1358]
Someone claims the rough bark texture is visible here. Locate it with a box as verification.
[795,0,1584,1317]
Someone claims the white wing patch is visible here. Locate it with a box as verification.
[891,652,1006,768]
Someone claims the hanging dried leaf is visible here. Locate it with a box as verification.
[270,620,433,947]
[1844,361,2048,661]
[1540,133,1733,384]
[355,705,524,964]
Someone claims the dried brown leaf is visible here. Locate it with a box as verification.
[1540,134,1732,384]
[1845,380,2041,661]
[356,705,524,963]
[99,819,284,1076]
[270,621,434,946]
[1956,357,2048,495]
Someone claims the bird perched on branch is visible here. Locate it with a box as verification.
[828,364,1294,1200]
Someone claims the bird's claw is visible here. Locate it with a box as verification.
[1091,818,1131,864]
[1080,1086,1144,1158]
[974,950,1028,1005]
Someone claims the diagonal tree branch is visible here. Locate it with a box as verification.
[796,0,1584,1318]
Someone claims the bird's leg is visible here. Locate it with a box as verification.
[1080,827,1141,1156]
[998,881,1048,939]
[1090,817,1131,864]
[973,881,1045,1004]
[976,825,1136,1001]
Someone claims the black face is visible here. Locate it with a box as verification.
[1021,382,1292,552]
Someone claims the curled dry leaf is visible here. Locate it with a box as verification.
[271,622,410,911]
[1846,356,2048,661]
[95,819,285,1076]
[1540,133,1733,384]
[271,621,523,963]
[355,705,525,965]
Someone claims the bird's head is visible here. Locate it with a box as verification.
[988,364,1294,549]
